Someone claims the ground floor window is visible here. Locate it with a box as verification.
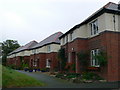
[91,49,100,67]
[46,59,50,68]
[33,59,38,67]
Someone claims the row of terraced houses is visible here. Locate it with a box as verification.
[7,2,120,82]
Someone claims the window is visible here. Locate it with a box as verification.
[66,35,68,43]
[47,45,51,52]
[32,49,36,54]
[70,32,73,41]
[90,20,98,35]
[46,59,50,68]
[63,37,65,44]
[33,59,38,67]
[91,49,100,67]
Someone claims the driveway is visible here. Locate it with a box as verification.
[17,71,119,88]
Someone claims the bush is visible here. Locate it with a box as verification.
[82,72,103,80]
[55,73,81,79]
[7,64,16,69]
[55,73,64,78]
[67,73,80,77]
[41,68,50,72]
[66,73,81,79]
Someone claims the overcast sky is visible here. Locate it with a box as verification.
[0,0,119,45]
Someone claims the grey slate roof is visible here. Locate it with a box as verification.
[104,2,120,11]
[30,32,63,49]
[9,40,38,55]
[60,2,120,39]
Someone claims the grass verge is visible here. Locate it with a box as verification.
[2,65,45,88]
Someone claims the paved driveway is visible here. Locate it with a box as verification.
[17,71,119,89]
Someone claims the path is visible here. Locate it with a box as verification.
[17,70,119,88]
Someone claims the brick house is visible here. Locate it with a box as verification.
[29,32,63,71]
[59,2,120,82]
[7,41,38,67]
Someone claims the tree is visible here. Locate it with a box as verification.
[77,51,89,71]
[2,40,20,65]
[57,48,67,71]
[94,51,107,66]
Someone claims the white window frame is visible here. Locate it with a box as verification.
[90,19,99,36]
[33,59,37,67]
[91,49,100,67]
[46,59,50,68]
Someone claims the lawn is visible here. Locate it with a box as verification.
[2,65,45,88]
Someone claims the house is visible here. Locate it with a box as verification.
[7,41,38,67]
[59,2,120,82]
[29,32,63,71]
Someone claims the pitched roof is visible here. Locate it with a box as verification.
[9,40,38,55]
[59,2,120,39]
[30,32,63,49]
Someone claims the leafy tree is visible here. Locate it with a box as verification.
[57,48,67,71]
[94,51,107,66]
[77,51,89,71]
[2,40,20,65]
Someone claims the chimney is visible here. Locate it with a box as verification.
[118,1,120,10]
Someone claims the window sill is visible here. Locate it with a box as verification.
[46,66,50,68]
[90,33,99,38]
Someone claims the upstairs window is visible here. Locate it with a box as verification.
[63,37,65,44]
[66,35,68,43]
[91,49,100,67]
[47,45,51,52]
[90,20,98,35]
[32,49,36,54]
[70,32,73,41]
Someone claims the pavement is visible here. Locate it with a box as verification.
[17,70,120,89]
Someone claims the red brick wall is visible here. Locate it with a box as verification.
[88,32,120,81]
[30,52,59,71]
[37,53,46,69]
[62,38,88,73]
[105,32,120,81]
[7,58,14,65]
[46,52,59,71]
[88,33,108,80]
[7,56,21,67]
[62,31,120,82]
[24,56,30,65]
[118,35,120,81]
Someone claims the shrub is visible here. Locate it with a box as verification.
[41,68,49,72]
[55,73,64,78]
[94,51,107,66]
[82,72,103,80]
[66,73,81,79]
[7,64,16,69]
[57,48,67,71]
